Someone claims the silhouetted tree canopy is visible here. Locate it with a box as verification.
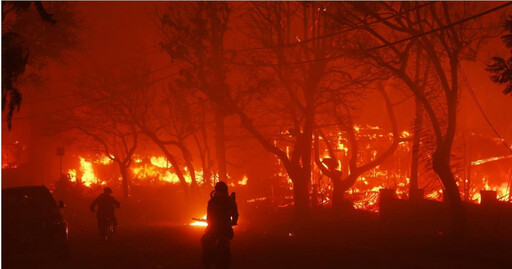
[2,1,79,129]
[1,2,56,129]
[487,15,512,96]
[2,32,28,129]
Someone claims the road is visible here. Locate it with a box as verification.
[4,221,511,269]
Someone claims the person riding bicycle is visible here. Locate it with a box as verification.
[202,181,239,269]
[90,187,120,235]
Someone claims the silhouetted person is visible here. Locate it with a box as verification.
[202,181,239,269]
[90,187,120,234]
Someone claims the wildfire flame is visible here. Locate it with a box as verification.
[150,156,169,168]
[68,169,77,182]
[60,123,510,213]
[238,175,248,185]
[132,164,183,184]
[272,124,512,212]
[66,155,245,188]
[97,156,113,165]
[190,215,207,227]
[79,157,99,187]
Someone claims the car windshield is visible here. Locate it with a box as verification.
[2,187,58,219]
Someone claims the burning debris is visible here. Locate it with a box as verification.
[471,155,512,166]
[190,215,208,227]
[56,122,511,215]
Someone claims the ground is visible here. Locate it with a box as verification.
[4,218,511,269]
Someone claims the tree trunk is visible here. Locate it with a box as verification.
[434,57,467,236]
[163,151,189,195]
[119,165,130,202]
[194,101,212,187]
[233,104,312,223]
[215,108,227,183]
[433,145,467,236]
[313,132,343,210]
[410,97,423,196]
[185,159,198,188]
[143,132,189,194]
[178,141,198,188]
[292,172,310,223]
[292,91,315,221]
[339,174,357,194]
[337,87,398,199]
[331,176,344,208]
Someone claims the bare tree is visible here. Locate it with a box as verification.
[330,2,496,233]
[66,67,142,201]
[157,2,376,221]
[192,98,213,187]
[314,85,399,209]
[130,82,204,193]
[73,117,137,202]
[227,2,354,221]
[159,2,231,183]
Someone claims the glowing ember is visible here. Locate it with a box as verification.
[337,143,348,154]
[426,190,443,200]
[238,175,248,185]
[400,130,410,138]
[247,197,267,203]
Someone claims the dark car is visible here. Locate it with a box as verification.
[2,185,68,258]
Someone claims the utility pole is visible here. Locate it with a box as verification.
[57,147,65,178]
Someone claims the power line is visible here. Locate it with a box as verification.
[13,3,512,119]
[370,2,512,50]
[226,2,512,67]
[225,2,433,53]
[459,64,512,233]
[459,64,512,154]
[460,63,512,234]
